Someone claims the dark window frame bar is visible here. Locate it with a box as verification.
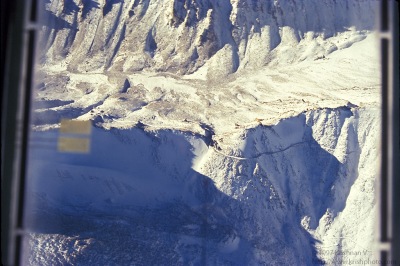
[1,0,38,265]
[380,0,400,264]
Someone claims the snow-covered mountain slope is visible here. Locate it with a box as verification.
[24,0,381,264]
[35,31,379,136]
[23,106,379,265]
[36,0,379,136]
[41,0,376,74]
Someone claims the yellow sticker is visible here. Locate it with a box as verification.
[60,119,92,135]
[58,137,90,153]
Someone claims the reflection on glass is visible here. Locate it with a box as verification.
[23,0,380,265]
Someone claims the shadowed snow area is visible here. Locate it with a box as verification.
[24,108,379,265]
[24,0,380,265]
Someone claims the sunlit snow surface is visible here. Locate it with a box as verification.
[23,0,380,264]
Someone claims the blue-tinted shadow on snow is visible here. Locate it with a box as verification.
[33,99,74,109]
[103,0,123,17]
[61,0,80,16]
[23,109,360,265]
[31,99,106,126]
[23,126,256,265]
[42,11,75,30]
[81,0,101,20]
[240,108,357,218]
[238,107,359,264]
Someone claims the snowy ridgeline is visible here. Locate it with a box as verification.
[34,0,380,134]
[23,107,379,265]
[40,0,377,74]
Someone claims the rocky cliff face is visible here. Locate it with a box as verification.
[41,0,376,74]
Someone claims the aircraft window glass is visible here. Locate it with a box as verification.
[18,0,384,265]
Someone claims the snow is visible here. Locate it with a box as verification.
[23,0,381,264]
[22,107,380,265]
[34,31,379,137]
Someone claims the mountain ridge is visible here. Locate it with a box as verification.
[41,0,377,75]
